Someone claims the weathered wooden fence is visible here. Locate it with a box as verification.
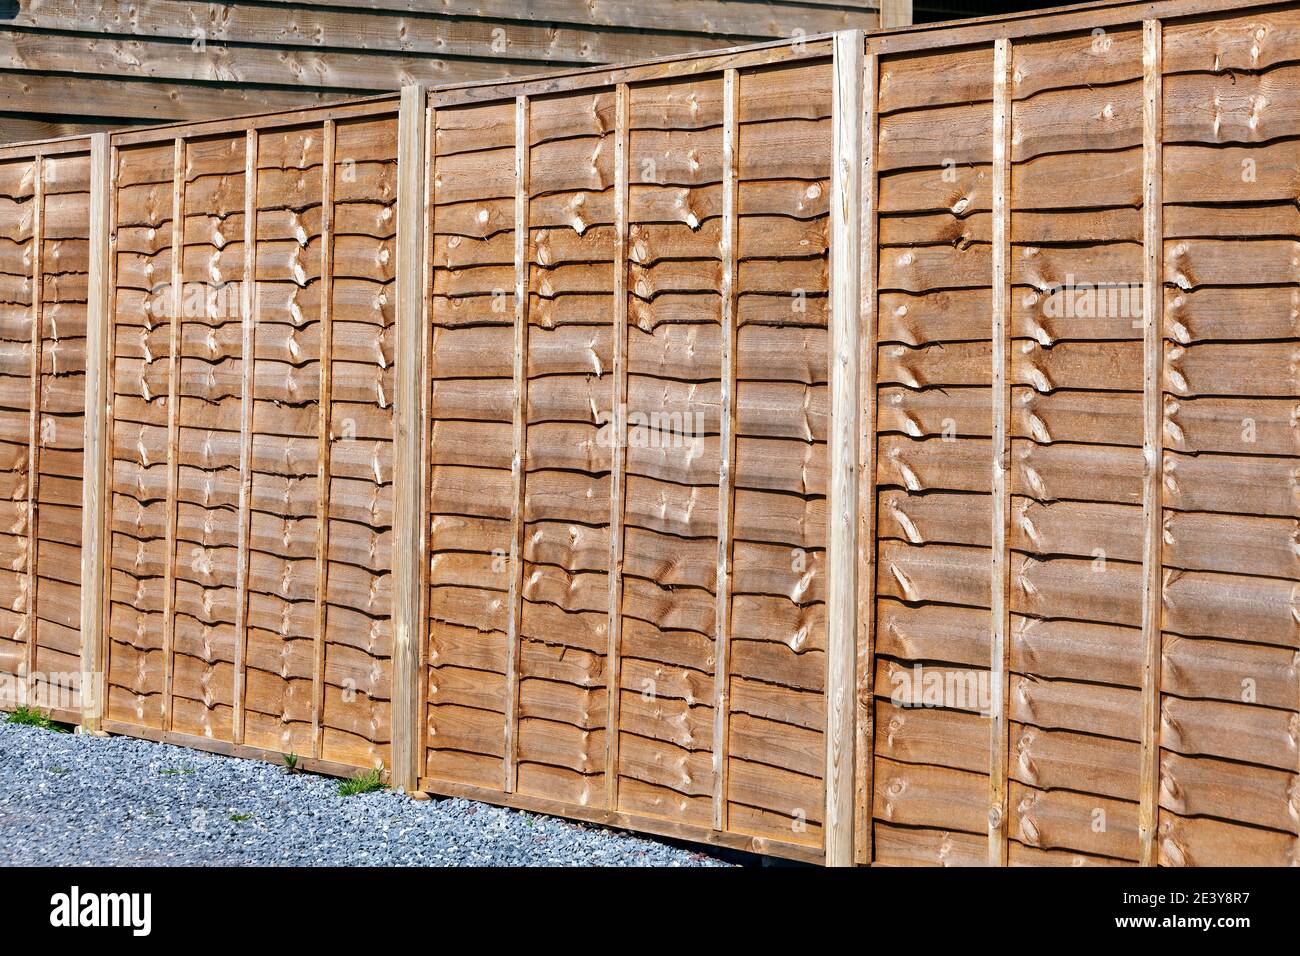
[0,0,1297,866]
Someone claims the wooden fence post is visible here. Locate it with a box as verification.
[826,28,864,868]
[503,94,530,795]
[24,153,44,710]
[711,67,740,834]
[988,36,1013,868]
[604,82,631,813]
[392,84,429,793]
[160,138,184,734]
[311,121,336,759]
[853,50,880,866]
[233,129,258,747]
[79,134,111,732]
[1138,18,1165,868]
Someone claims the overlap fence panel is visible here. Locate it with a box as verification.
[0,136,92,725]
[0,0,1296,867]
[419,40,840,863]
[863,0,1299,868]
[100,100,401,775]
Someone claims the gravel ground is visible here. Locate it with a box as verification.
[0,721,731,867]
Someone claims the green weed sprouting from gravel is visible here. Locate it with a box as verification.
[282,752,299,774]
[229,813,253,822]
[337,767,385,797]
[5,706,69,732]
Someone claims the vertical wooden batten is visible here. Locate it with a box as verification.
[853,51,879,866]
[1138,18,1165,869]
[711,67,741,833]
[160,137,185,733]
[96,143,120,732]
[415,102,436,781]
[503,94,531,794]
[988,36,1013,868]
[23,153,44,704]
[826,29,864,868]
[604,81,631,813]
[311,120,336,759]
[232,129,258,746]
[79,135,111,731]
[391,84,429,792]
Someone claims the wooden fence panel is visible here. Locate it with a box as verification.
[33,150,91,720]
[0,139,91,724]
[516,87,621,809]
[418,42,840,863]
[321,114,399,771]
[101,103,400,775]
[0,154,39,708]
[105,137,174,731]
[170,132,244,743]
[859,0,1299,868]
[615,75,723,828]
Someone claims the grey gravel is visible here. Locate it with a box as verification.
[0,721,731,867]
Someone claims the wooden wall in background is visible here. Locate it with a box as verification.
[0,0,1295,867]
[0,135,92,725]
[0,0,882,143]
